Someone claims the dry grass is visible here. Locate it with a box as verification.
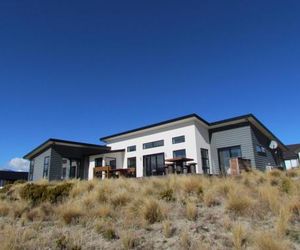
[0,167,299,249]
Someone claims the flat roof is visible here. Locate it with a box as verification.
[24,138,111,160]
[100,113,287,150]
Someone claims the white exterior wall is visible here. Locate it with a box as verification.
[88,152,125,180]
[89,120,210,178]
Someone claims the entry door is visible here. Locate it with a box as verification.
[143,153,165,176]
[218,146,242,175]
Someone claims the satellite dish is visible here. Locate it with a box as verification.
[269,140,278,150]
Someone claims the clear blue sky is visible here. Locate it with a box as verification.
[0,0,299,170]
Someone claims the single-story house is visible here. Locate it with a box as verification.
[0,170,28,187]
[24,113,288,181]
[283,144,300,169]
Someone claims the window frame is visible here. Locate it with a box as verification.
[143,140,164,149]
[256,145,267,156]
[43,156,50,178]
[172,135,185,144]
[201,148,210,170]
[29,159,34,181]
[127,157,137,169]
[173,149,186,158]
[95,157,103,167]
[127,145,136,152]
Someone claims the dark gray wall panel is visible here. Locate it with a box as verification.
[49,148,63,181]
[32,148,52,181]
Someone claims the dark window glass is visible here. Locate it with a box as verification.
[143,140,164,149]
[256,145,267,156]
[172,135,185,144]
[218,146,242,174]
[143,153,165,176]
[62,167,67,179]
[69,166,76,178]
[95,157,103,167]
[201,148,210,170]
[43,157,49,178]
[29,160,34,181]
[173,149,186,158]
[106,157,116,169]
[127,157,136,168]
[127,145,136,152]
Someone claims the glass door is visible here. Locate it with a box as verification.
[143,153,165,176]
[218,146,242,175]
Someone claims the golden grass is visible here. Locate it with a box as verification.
[0,168,299,249]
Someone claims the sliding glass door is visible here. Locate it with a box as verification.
[143,153,165,176]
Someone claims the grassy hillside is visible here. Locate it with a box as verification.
[0,168,299,250]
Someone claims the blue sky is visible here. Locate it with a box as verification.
[0,0,300,170]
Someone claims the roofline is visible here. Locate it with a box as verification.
[100,113,210,141]
[100,113,287,150]
[23,138,110,159]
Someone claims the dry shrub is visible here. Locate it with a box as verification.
[159,188,175,201]
[93,204,113,218]
[180,230,191,249]
[226,190,253,216]
[257,185,280,214]
[203,189,221,207]
[121,231,138,249]
[59,204,83,224]
[232,223,246,250]
[288,198,300,219]
[286,169,298,178]
[254,232,290,250]
[142,198,163,224]
[110,191,131,207]
[0,200,10,216]
[162,220,173,238]
[279,177,294,194]
[275,207,291,237]
[268,169,282,178]
[181,176,203,195]
[11,200,28,219]
[185,202,197,221]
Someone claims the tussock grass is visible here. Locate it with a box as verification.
[0,168,299,249]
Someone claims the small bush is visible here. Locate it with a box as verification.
[46,183,73,203]
[269,169,282,177]
[121,232,137,249]
[61,206,82,224]
[203,190,221,207]
[286,169,298,178]
[275,208,291,237]
[0,201,10,216]
[226,191,252,216]
[110,192,130,207]
[185,202,197,221]
[142,199,163,224]
[162,220,173,238]
[232,223,246,250]
[254,232,289,250]
[159,188,175,201]
[0,184,13,194]
[279,177,293,194]
[180,230,191,249]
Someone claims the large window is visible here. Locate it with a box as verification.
[172,135,185,144]
[105,157,116,169]
[143,140,164,149]
[218,146,242,174]
[127,145,136,152]
[29,160,34,181]
[173,149,186,158]
[95,157,103,167]
[69,166,76,178]
[127,157,136,169]
[43,156,49,178]
[201,148,210,171]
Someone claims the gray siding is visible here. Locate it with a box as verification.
[251,127,276,171]
[49,148,63,181]
[32,148,52,181]
[210,126,256,174]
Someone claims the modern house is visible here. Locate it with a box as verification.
[283,144,300,169]
[0,170,28,187]
[24,113,288,181]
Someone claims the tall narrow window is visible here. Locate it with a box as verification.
[43,156,49,178]
[95,157,103,167]
[29,160,34,181]
[127,157,136,169]
[201,148,210,171]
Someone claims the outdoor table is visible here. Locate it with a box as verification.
[165,157,194,174]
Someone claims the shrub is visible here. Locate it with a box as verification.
[279,177,293,194]
[46,183,73,203]
[159,188,175,201]
[286,169,298,178]
[185,202,197,221]
[61,206,83,224]
[0,200,10,216]
[268,169,282,178]
[0,184,13,194]
[110,192,131,207]
[96,220,118,240]
[121,232,137,249]
[275,208,291,237]
[180,230,191,249]
[203,190,221,207]
[232,223,246,250]
[162,220,173,238]
[142,199,163,224]
[226,191,252,216]
[254,232,290,250]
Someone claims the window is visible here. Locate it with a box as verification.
[172,135,185,144]
[29,160,34,181]
[69,166,76,178]
[62,167,67,179]
[143,140,164,149]
[218,146,242,174]
[201,148,210,170]
[127,145,136,152]
[256,145,267,156]
[95,157,103,167]
[127,157,136,169]
[105,157,116,169]
[173,149,186,158]
[43,157,49,178]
